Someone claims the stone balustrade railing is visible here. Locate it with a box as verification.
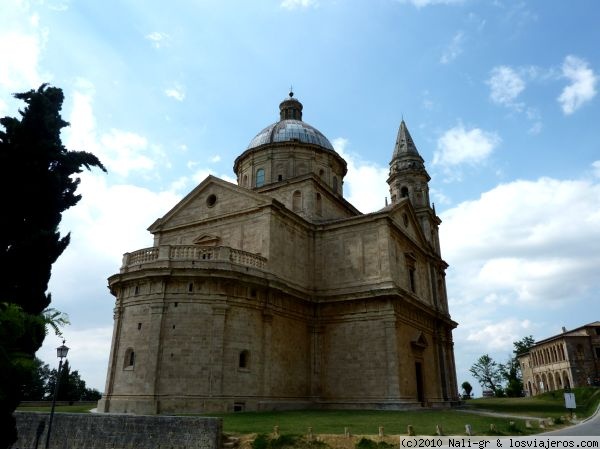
[122,245,266,270]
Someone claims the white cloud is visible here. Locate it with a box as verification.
[100,129,156,176]
[397,0,464,7]
[0,0,48,91]
[430,187,451,206]
[528,122,542,135]
[38,327,113,392]
[165,85,185,101]
[332,137,389,213]
[210,155,222,163]
[443,168,600,393]
[433,124,500,169]
[465,319,532,351]
[145,31,170,49]
[593,161,600,179]
[44,0,70,11]
[280,0,318,9]
[558,55,597,115]
[440,173,600,308]
[487,66,525,107]
[440,31,464,64]
[67,87,165,177]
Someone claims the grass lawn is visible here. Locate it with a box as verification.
[16,387,599,437]
[207,388,600,436]
[204,408,540,436]
[466,387,600,419]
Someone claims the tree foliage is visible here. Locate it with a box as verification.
[20,357,52,401]
[513,335,535,356]
[0,84,105,448]
[469,336,536,400]
[469,354,504,396]
[500,356,522,397]
[500,335,536,397]
[45,360,102,402]
[461,381,473,399]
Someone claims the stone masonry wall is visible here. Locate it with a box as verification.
[11,412,221,449]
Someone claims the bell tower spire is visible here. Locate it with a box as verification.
[387,120,430,208]
[387,120,441,254]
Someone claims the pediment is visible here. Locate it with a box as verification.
[148,175,273,233]
[411,332,428,351]
[193,234,221,246]
[387,200,429,247]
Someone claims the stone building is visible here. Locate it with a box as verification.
[97,93,459,414]
[519,322,600,396]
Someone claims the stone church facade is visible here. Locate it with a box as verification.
[97,93,459,414]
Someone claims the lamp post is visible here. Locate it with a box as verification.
[44,340,69,449]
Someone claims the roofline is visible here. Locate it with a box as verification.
[517,321,600,355]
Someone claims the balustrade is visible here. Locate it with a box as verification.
[123,245,266,270]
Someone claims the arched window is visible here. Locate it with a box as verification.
[332,176,338,193]
[243,174,248,187]
[239,350,250,369]
[255,168,265,187]
[292,190,302,212]
[124,348,135,369]
[401,186,409,198]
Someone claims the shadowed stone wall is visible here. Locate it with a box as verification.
[11,412,221,449]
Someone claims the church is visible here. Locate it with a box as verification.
[97,92,459,414]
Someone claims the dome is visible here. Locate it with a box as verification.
[246,91,335,151]
[247,119,335,151]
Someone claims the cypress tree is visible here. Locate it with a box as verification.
[0,84,106,448]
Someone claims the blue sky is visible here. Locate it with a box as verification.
[1,0,599,396]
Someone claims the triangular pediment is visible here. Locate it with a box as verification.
[386,200,430,247]
[193,234,221,246]
[411,332,428,351]
[148,175,274,233]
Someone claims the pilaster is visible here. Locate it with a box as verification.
[383,318,401,399]
[261,312,273,397]
[209,304,229,396]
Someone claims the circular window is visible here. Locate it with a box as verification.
[206,194,217,207]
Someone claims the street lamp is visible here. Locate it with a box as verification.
[44,340,69,449]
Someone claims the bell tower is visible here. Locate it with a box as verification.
[387,120,441,254]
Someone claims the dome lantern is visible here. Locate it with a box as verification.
[279,90,303,121]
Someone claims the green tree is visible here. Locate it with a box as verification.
[513,335,535,356]
[469,354,504,396]
[0,303,48,447]
[461,381,473,399]
[501,335,536,397]
[0,84,105,448]
[500,356,522,397]
[46,360,101,402]
[20,357,51,401]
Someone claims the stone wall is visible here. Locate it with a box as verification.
[11,412,221,449]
